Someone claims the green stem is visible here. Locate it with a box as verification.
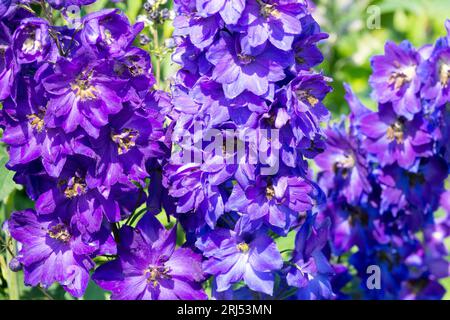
[6,238,20,300]
[152,26,161,88]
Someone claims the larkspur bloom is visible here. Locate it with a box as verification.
[7,209,116,297]
[369,41,422,120]
[93,214,207,300]
[318,22,450,300]
[196,216,283,296]
[286,215,334,300]
[359,103,434,170]
[205,32,291,99]
[169,0,333,300]
[1,4,171,299]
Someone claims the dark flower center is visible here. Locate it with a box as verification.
[439,61,450,87]
[21,28,42,55]
[111,128,139,155]
[386,120,405,144]
[333,153,356,178]
[64,177,87,199]
[296,89,319,107]
[144,265,172,287]
[101,28,114,45]
[257,0,280,18]
[388,65,416,90]
[237,242,250,253]
[48,224,71,243]
[71,72,97,101]
[237,53,255,65]
[27,112,45,132]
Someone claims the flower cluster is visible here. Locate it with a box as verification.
[317,21,450,299]
[1,2,173,297]
[165,0,334,299]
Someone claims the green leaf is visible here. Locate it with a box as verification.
[0,146,18,202]
[126,0,143,22]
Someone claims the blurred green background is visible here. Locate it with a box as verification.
[0,0,449,300]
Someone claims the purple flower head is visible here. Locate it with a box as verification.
[165,161,231,230]
[419,40,450,108]
[378,157,448,215]
[81,9,143,58]
[7,209,116,297]
[196,215,283,295]
[236,0,306,51]
[286,215,334,300]
[316,120,371,204]
[93,214,207,300]
[0,21,16,100]
[227,174,315,234]
[369,41,422,120]
[292,15,328,71]
[196,0,246,25]
[89,101,166,188]
[12,17,56,64]
[360,103,434,169]
[279,71,331,140]
[35,156,142,234]
[206,32,291,99]
[173,9,220,50]
[42,55,125,138]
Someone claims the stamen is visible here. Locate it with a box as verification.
[48,224,71,243]
[237,53,255,65]
[237,242,250,253]
[111,129,139,155]
[144,265,172,287]
[64,177,87,199]
[296,89,319,107]
[439,62,450,87]
[27,113,45,132]
[386,120,405,144]
[388,65,416,90]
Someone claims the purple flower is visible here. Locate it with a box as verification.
[173,8,220,50]
[292,15,328,71]
[236,0,306,51]
[89,102,166,188]
[316,120,371,204]
[286,215,334,300]
[0,21,15,100]
[165,162,231,230]
[93,214,207,300]
[197,0,246,25]
[12,17,56,64]
[7,209,116,297]
[277,71,331,141]
[81,9,143,58]
[205,32,290,99]
[0,0,11,18]
[227,174,315,233]
[360,103,434,169]
[42,55,125,138]
[35,156,141,234]
[196,216,283,295]
[419,40,450,108]
[369,41,422,120]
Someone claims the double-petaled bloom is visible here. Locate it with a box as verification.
[93,214,207,300]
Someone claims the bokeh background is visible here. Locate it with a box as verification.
[0,0,449,300]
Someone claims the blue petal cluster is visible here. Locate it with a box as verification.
[166,0,334,299]
[317,21,450,299]
[1,2,170,297]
